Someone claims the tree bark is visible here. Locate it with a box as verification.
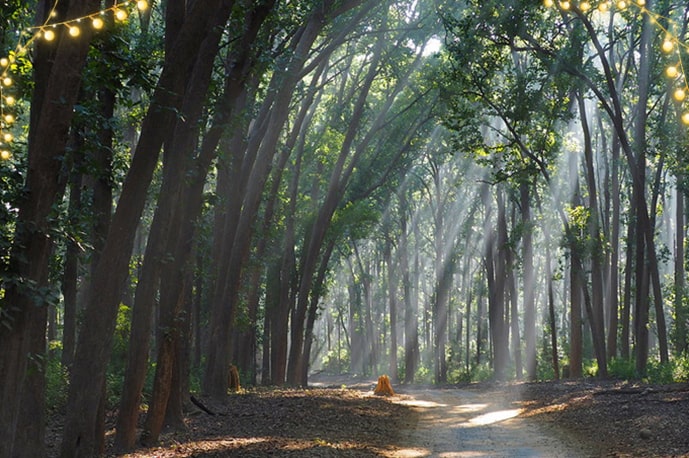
[61,1,231,454]
[520,181,537,380]
[0,0,99,453]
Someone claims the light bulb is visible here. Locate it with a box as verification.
[617,0,627,9]
[114,9,128,21]
[5,96,15,106]
[43,29,56,41]
[599,1,610,12]
[137,0,148,10]
[2,77,11,86]
[544,0,554,7]
[69,26,81,37]
[0,57,8,67]
[662,39,674,53]
[580,1,591,11]
[92,17,104,29]
[4,114,14,124]
[560,0,571,10]
[674,88,686,102]
[3,133,12,142]
[637,0,646,5]
[0,150,11,160]
[683,112,689,125]
[666,66,679,78]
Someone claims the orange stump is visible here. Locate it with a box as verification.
[373,374,395,396]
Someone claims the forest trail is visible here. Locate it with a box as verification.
[386,385,591,458]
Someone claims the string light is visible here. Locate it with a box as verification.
[543,0,689,128]
[662,37,675,53]
[682,112,689,125]
[0,0,150,161]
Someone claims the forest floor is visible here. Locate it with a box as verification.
[45,375,689,457]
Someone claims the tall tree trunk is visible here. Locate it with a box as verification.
[577,90,607,376]
[385,234,399,382]
[607,134,621,361]
[621,208,635,360]
[569,246,584,379]
[0,0,99,453]
[676,184,687,355]
[487,189,509,381]
[400,193,418,383]
[545,238,559,380]
[301,240,336,385]
[520,181,537,380]
[61,140,84,369]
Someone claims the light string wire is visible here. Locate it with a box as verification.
[543,0,689,125]
[0,0,149,160]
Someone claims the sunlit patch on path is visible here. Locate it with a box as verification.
[388,387,587,457]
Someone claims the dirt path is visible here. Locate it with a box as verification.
[387,385,594,458]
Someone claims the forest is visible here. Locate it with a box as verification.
[2,0,689,456]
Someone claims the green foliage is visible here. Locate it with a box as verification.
[415,365,433,384]
[110,304,131,374]
[645,360,673,384]
[320,347,350,374]
[672,354,689,382]
[45,357,69,413]
[607,356,689,383]
[447,362,493,383]
[608,358,637,381]
[583,359,599,378]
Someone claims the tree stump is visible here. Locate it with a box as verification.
[228,365,241,392]
[373,375,395,396]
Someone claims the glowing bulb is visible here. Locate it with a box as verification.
[662,39,674,53]
[4,114,15,124]
[114,9,128,21]
[2,77,12,87]
[580,1,591,11]
[0,150,11,160]
[137,0,148,10]
[544,0,554,6]
[3,133,12,142]
[683,112,689,125]
[0,57,8,67]
[560,0,571,10]
[92,17,104,29]
[674,88,687,102]
[637,0,645,5]
[666,66,680,78]
[43,29,55,41]
[599,1,610,12]
[5,96,15,106]
[69,26,81,37]
[617,0,627,9]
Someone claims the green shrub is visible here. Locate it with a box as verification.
[646,359,675,384]
[320,347,350,374]
[608,358,636,380]
[45,357,69,412]
[672,353,689,382]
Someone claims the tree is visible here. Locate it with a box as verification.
[0,0,102,454]
[60,0,236,453]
